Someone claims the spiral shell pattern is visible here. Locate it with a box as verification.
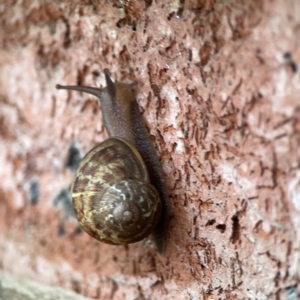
[71,138,162,245]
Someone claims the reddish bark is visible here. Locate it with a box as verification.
[0,0,299,299]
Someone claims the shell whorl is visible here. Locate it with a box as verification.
[71,138,162,245]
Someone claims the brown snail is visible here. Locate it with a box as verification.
[56,69,170,253]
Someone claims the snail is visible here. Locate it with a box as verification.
[56,69,170,253]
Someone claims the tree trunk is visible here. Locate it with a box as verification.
[0,0,299,299]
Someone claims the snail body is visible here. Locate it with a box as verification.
[56,69,170,253]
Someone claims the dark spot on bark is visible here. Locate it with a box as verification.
[53,188,74,218]
[177,6,184,18]
[230,215,240,244]
[168,12,176,20]
[205,219,216,226]
[199,42,212,66]
[28,180,39,205]
[74,226,83,235]
[65,142,81,173]
[92,70,100,77]
[216,224,226,233]
[116,20,122,28]
[62,17,71,48]
[57,222,66,236]
[283,52,297,73]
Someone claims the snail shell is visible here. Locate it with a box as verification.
[71,137,162,245]
[57,69,170,253]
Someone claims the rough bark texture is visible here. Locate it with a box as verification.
[0,0,299,299]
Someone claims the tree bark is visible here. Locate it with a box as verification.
[0,0,299,299]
